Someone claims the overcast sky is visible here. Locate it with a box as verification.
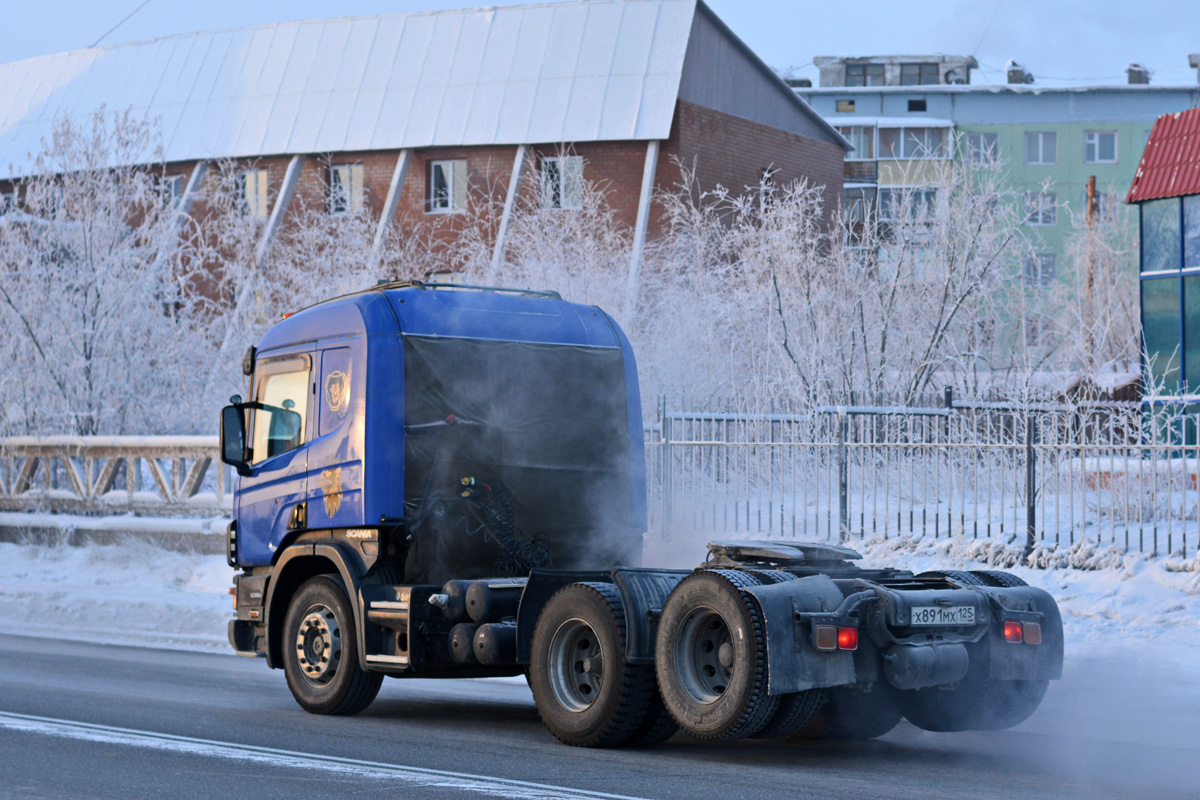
[2,0,1197,88]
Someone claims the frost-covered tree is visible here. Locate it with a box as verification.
[0,109,209,435]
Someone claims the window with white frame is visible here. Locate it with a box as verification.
[539,155,584,210]
[1085,131,1117,164]
[328,164,365,215]
[1080,188,1116,222]
[159,175,183,206]
[1022,254,1057,287]
[962,132,998,163]
[878,187,937,223]
[1025,191,1057,226]
[1025,132,1057,164]
[238,169,269,217]
[837,126,875,161]
[427,159,467,213]
[879,127,948,159]
[0,192,13,213]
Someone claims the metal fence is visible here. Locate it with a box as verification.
[645,397,1198,558]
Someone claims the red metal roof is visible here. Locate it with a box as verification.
[1127,106,1200,203]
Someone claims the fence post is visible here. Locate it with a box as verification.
[661,395,672,532]
[838,408,849,543]
[1024,414,1037,557]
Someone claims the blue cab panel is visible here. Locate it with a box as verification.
[234,285,645,576]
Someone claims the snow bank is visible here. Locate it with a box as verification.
[2,535,1198,661]
[0,541,232,652]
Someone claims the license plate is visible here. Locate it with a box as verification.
[910,605,976,626]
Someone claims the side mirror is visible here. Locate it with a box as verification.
[220,405,251,476]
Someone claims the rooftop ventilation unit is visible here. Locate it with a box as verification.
[1006,59,1034,85]
[1126,63,1152,85]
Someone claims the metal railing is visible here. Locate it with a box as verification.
[646,398,1197,558]
[0,436,231,516]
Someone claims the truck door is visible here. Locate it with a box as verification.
[237,354,313,565]
[306,347,363,528]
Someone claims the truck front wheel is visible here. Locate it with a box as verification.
[282,576,383,715]
[529,583,655,747]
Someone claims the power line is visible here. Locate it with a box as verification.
[90,0,155,48]
[972,0,1003,57]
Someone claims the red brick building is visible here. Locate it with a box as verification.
[0,0,846,279]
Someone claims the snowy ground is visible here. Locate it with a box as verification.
[2,534,1199,663]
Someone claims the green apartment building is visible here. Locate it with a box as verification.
[796,56,1200,369]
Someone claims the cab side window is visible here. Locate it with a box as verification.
[250,359,311,464]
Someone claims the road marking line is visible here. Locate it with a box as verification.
[0,711,648,800]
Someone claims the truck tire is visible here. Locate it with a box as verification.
[753,689,826,739]
[626,685,680,747]
[282,576,383,716]
[970,570,1028,588]
[797,685,901,740]
[655,570,779,741]
[529,582,654,747]
[917,570,986,588]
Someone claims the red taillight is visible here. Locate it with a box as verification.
[1003,620,1023,643]
[837,626,858,651]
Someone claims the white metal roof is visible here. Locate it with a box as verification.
[0,0,698,179]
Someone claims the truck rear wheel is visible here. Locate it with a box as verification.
[797,685,901,740]
[529,583,654,747]
[655,570,779,741]
[282,576,382,716]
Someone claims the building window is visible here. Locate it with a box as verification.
[879,127,949,159]
[238,169,269,217]
[539,155,584,210]
[878,187,937,223]
[0,192,13,213]
[159,175,183,206]
[1142,197,1181,273]
[907,98,927,113]
[900,63,938,85]
[1025,192,1057,226]
[1024,314,1054,347]
[1142,277,1181,394]
[427,159,468,213]
[962,132,998,163]
[1023,254,1057,287]
[837,126,875,161]
[1025,132,1057,165]
[845,63,884,86]
[1085,131,1117,164]
[1186,195,1200,270]
[328,164,365,215]
[1081,188,1116,222]
[835,99,855,113]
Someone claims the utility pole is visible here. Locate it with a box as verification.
[1085,175,1097,369]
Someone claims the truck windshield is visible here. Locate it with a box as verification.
[402,335,637,583]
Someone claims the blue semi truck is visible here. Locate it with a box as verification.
[221,282,1063,746]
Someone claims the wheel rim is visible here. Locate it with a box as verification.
[295,604,342,685]
[675,606,733,704]
[547,618,604,712]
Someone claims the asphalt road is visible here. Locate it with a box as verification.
[1,635,1196,800]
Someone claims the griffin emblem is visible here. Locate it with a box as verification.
[319,467,343,517]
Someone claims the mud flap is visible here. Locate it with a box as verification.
[984,586,1064,681]
[744,575,856,695]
